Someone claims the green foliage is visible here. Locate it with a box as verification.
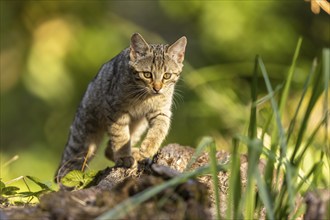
[0,181,20,196]
[96,42,329,219]
[1,1,329,184]
[0,2,328,217]
[61,170,96,190]
[0,176,54,205]
[226,42,329,219]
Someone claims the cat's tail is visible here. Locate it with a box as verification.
[54,133,100,186]
[54,151,87,184]
[54,106,103,186]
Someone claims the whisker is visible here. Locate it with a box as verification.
[172,89,184,109]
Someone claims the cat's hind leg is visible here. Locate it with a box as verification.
[55,131,102,184]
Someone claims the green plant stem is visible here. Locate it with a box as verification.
[208,138,221,220]
[279,37,303,116]
[227,137,242,219]
[287,58,317,144]
[322,48,329,153]
[290,63,323,163]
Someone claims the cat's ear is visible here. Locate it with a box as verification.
[167,36,187,63]
[130,33,150,61]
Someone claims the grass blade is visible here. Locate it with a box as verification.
[258,56,295,215]
[255,169,274,220]
[227,137,242,219]
[287,58,318,143]
[26,176,54,192]
[244,139,263,219]
[258,56,288,162]
[243,55,263,219]
[261,40,302,209]
[185,136,212,171]
[295,115,327,165]
[296,162,322,192]
[278,37,303,115]
[290,61,323,163]
[254,85,282,108]
[208,138,221,220]
[249,55,259,139]
[322,48,329,153]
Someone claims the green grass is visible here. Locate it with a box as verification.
[96,40,329,219]
[228,40,329,219]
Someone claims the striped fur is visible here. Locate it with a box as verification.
[55,33,187,182]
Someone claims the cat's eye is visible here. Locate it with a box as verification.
[163,73,172,80]
[143,72,152,79]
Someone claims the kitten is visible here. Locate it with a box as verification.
[55,33,187,183]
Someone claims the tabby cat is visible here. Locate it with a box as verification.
[55,33,187,183]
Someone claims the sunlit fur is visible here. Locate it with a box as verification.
[55,33,186,184]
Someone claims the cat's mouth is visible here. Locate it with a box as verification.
[146,86,163,95]
[152,90,162,95]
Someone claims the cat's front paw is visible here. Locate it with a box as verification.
[115,156,135,168]
[139,148,151,159]
[139,140,158,159]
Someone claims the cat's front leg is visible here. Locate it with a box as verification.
[139,111,171,159]
[105,113,134,167]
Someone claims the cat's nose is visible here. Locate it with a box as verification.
[153,87,161,93]
[153,82,162,93]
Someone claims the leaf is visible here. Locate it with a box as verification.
[61,169,97,189]
[18,189,49,198]
[61,170,85,188]
[1,186,20,196]
[81,170,97,188]
[17,191,35,197]
[14,201,26,206]
[0,181,5,190]
[26,176,54,191]
[83,170,97,179]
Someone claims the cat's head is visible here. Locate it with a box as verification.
[128,33,187,95]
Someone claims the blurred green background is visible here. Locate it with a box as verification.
[1,1,329,188]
